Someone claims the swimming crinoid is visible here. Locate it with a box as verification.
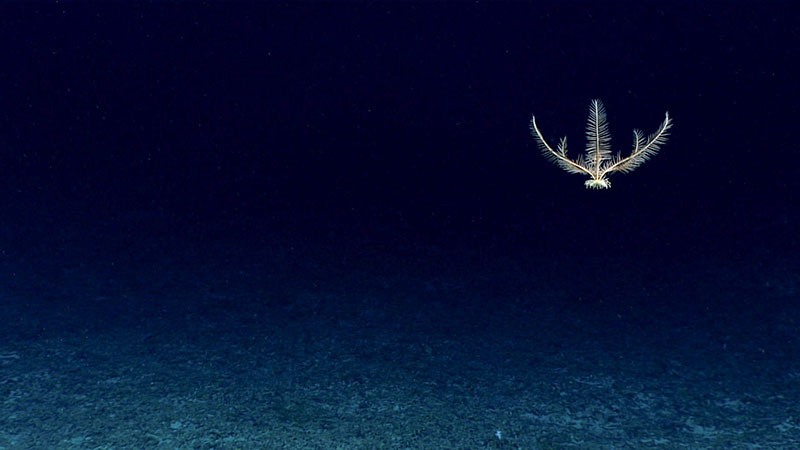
[531,99,672,189]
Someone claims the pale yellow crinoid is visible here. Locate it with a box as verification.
[530,100,672,189]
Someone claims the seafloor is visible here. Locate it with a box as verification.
[1,209,798,449]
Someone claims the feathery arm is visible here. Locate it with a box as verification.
[530,115,593,177]
[603,112,672,175]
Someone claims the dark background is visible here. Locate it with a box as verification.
[0,1,796,263]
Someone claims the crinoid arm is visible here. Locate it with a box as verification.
[605,112,672,175]
[584,99,613,172]
[530,115,592,177]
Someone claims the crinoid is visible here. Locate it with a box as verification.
[531,100,672,189]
